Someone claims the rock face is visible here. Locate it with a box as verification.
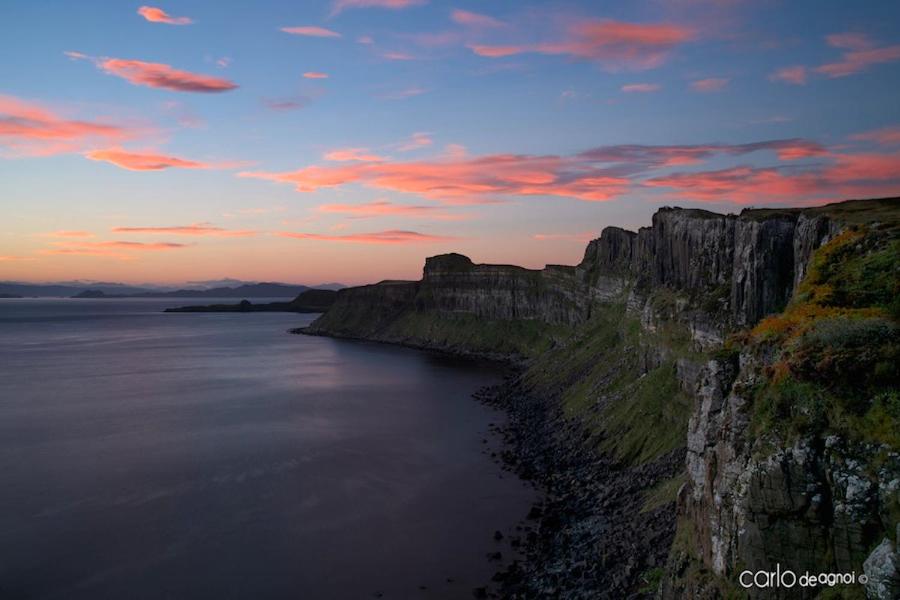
[416,253,588,324]
[302,197,899,597]
[310,205,847,349]
[681,353,900,597]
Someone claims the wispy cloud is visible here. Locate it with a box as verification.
[816,32,900,77]
[621,83,661,93]
[318,200,467,220]
[281,26,341,38]
[324,148,386,162]
[84,149,239,171]
[381,51,417,61]
[451,9,505,28]
[137,6,192,25]
[396,132,433,151]
[263,96,312,111]
[380,86,428,100]
[75,54,238,93]
[468,45,525,58]
[0,94,136,157]
[112,223,258,236]
[43,240,188,259]
[769,65,806,85]
[850,125,900,146]
[277,230,455,244]
[303,72,329,79]
[239,138,833,204]
[691,77,729,92]
[42,231,95,238]
[469,19,695,71]
[330,0,426,16]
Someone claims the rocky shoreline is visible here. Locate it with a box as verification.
[472,377,683,599]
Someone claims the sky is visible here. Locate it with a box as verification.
[1,0,899,286]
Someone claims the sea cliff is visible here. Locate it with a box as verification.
[300,197,900,598]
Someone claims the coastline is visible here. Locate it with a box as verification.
[299,324,678,598]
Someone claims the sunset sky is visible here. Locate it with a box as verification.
[2,0,899,285]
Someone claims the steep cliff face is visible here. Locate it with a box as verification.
[416,253,589,325]
[301,197,900,597]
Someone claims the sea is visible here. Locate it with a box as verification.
[0,298,535,599]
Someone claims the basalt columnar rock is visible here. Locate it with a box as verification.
[301,197,900,598]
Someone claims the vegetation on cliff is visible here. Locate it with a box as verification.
[747,224,899,448]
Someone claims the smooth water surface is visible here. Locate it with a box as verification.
[0,298,534,599]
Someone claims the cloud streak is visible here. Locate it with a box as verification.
[239,138,843,205]
[281,26,341,38]
[331,0,425,16]
[621,83,660,93]
[277,229,456,244]
[318,200,467,220]
[816,32,900,78]
[112,223,258,236]
[691,77,729,92]
[769,65,806,85]
[324,148,386,162]
[137,6,192,25]
[469,19,695,71]
[0,94,135,157]
[84,149,233,171]
[88,57,238,93]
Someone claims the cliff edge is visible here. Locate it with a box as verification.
[300,197,900,598]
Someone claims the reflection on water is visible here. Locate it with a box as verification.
[0,299,535,599]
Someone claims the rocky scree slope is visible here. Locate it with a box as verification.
[301,198,900,598]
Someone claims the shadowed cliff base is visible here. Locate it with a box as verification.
[298,197,900,599]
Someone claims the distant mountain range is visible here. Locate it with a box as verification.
[0,280,345,298]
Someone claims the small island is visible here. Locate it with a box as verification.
[164,289,337,314]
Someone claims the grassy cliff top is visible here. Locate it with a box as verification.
[742,196,900,224]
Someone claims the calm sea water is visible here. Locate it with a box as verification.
[0,298,534,599]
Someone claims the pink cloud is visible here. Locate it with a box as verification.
[826,32,873,51]
[451,9,504,28]
[769,65,806,85]
[851,125,900,147]
[324,148,386,162]
[468,45,526,58]
[281,26,341,38]
[691,77,729,92]
[380,86,428,100]
[644,151,900,204]
[396,132,433,151]
[534,19,695,70]
[137,6,192,25]
[240,153,629,202]
[240,138,832,205]
[112,223,257,236]
[817,45,900,78]
[96,58,238,92]
[0,94,135,157]
[85,149,219,171]
[44,240,188,259]
[318,200,466,220]
[303,72,329,79]
[263,96,312,111]
[621,83,661,93]
[331,0,426,16]
[382,51,417,61]
[277,230,455,244]
[0,255,35,262]
[43,231,95,238]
